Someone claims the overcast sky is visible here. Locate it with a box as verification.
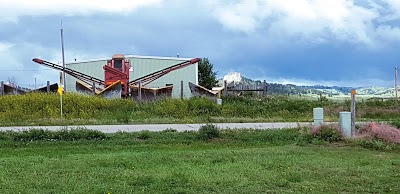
[1,0,399,88]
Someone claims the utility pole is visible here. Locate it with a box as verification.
[395,66,398,100]
[61,20,67,93]
[350,90,356,137]
[58,72,63,119]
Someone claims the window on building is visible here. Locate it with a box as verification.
[114,60,122,69]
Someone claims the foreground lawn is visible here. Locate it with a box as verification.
[0,130,399,193]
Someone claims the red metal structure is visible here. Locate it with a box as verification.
[103,54,130,96]
[32,58,104,87]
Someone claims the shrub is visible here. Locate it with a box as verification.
[163,128,177,133]
[59,128,107,141]
[310,124,343,142]
[153,98,189,118]
[188,97,221,116]
[357,139,396,150]
[198,124,220,140]
[9,128,107,142]
[358,123,400,144]
[136,130,151,140]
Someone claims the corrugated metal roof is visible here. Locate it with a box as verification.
[67,55,194,65]
[127,55,193,61]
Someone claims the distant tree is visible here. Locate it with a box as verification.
[198,58,218,89]
[7,76,17,87]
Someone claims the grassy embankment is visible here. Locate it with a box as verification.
[0,127,399,193]
[0,92,399,126]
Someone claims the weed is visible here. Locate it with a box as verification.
[1,128,107,142]
[357,140,399,150]
[163,128,177,133]
[1,93,400,126]
[136,130,151,140]
[198,124,220,140]
[358,122,400,144]
[63,128,107,141]
[310,124,343,143]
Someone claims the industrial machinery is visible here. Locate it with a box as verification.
[103,54,130,96]
[32,54,200,99]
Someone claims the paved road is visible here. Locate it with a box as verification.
[0,122,314,133]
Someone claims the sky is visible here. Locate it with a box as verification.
[1,0,400,88]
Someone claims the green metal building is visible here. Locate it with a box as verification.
[65,55,198,98]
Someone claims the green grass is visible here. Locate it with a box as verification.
[0,129,399,193]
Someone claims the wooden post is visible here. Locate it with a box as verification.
[180,80,183,99]
[351,90,356,137]
[47,81,50,93]
[59,72,62,85]
[92,82,96,95]
[138,81,142,101]
[263,80,267,96]
[0,81,4,96]
[395,66,398,100]
[130,87,134,101]
[223,80,227,96]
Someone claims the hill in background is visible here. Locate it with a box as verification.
[218,72,396,97]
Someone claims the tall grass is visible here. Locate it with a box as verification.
[0,126,398,150]
[0,93,134,121]
[0,128,107,141]
[0,93,399,125]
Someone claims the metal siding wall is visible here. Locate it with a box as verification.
[65,60,106,92]
[129,57,197,98]
[66,57,197,98]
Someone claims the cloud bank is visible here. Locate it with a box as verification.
[209,0,400,47]
[0,0,162,23]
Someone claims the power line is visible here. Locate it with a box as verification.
[0,69,54,72]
